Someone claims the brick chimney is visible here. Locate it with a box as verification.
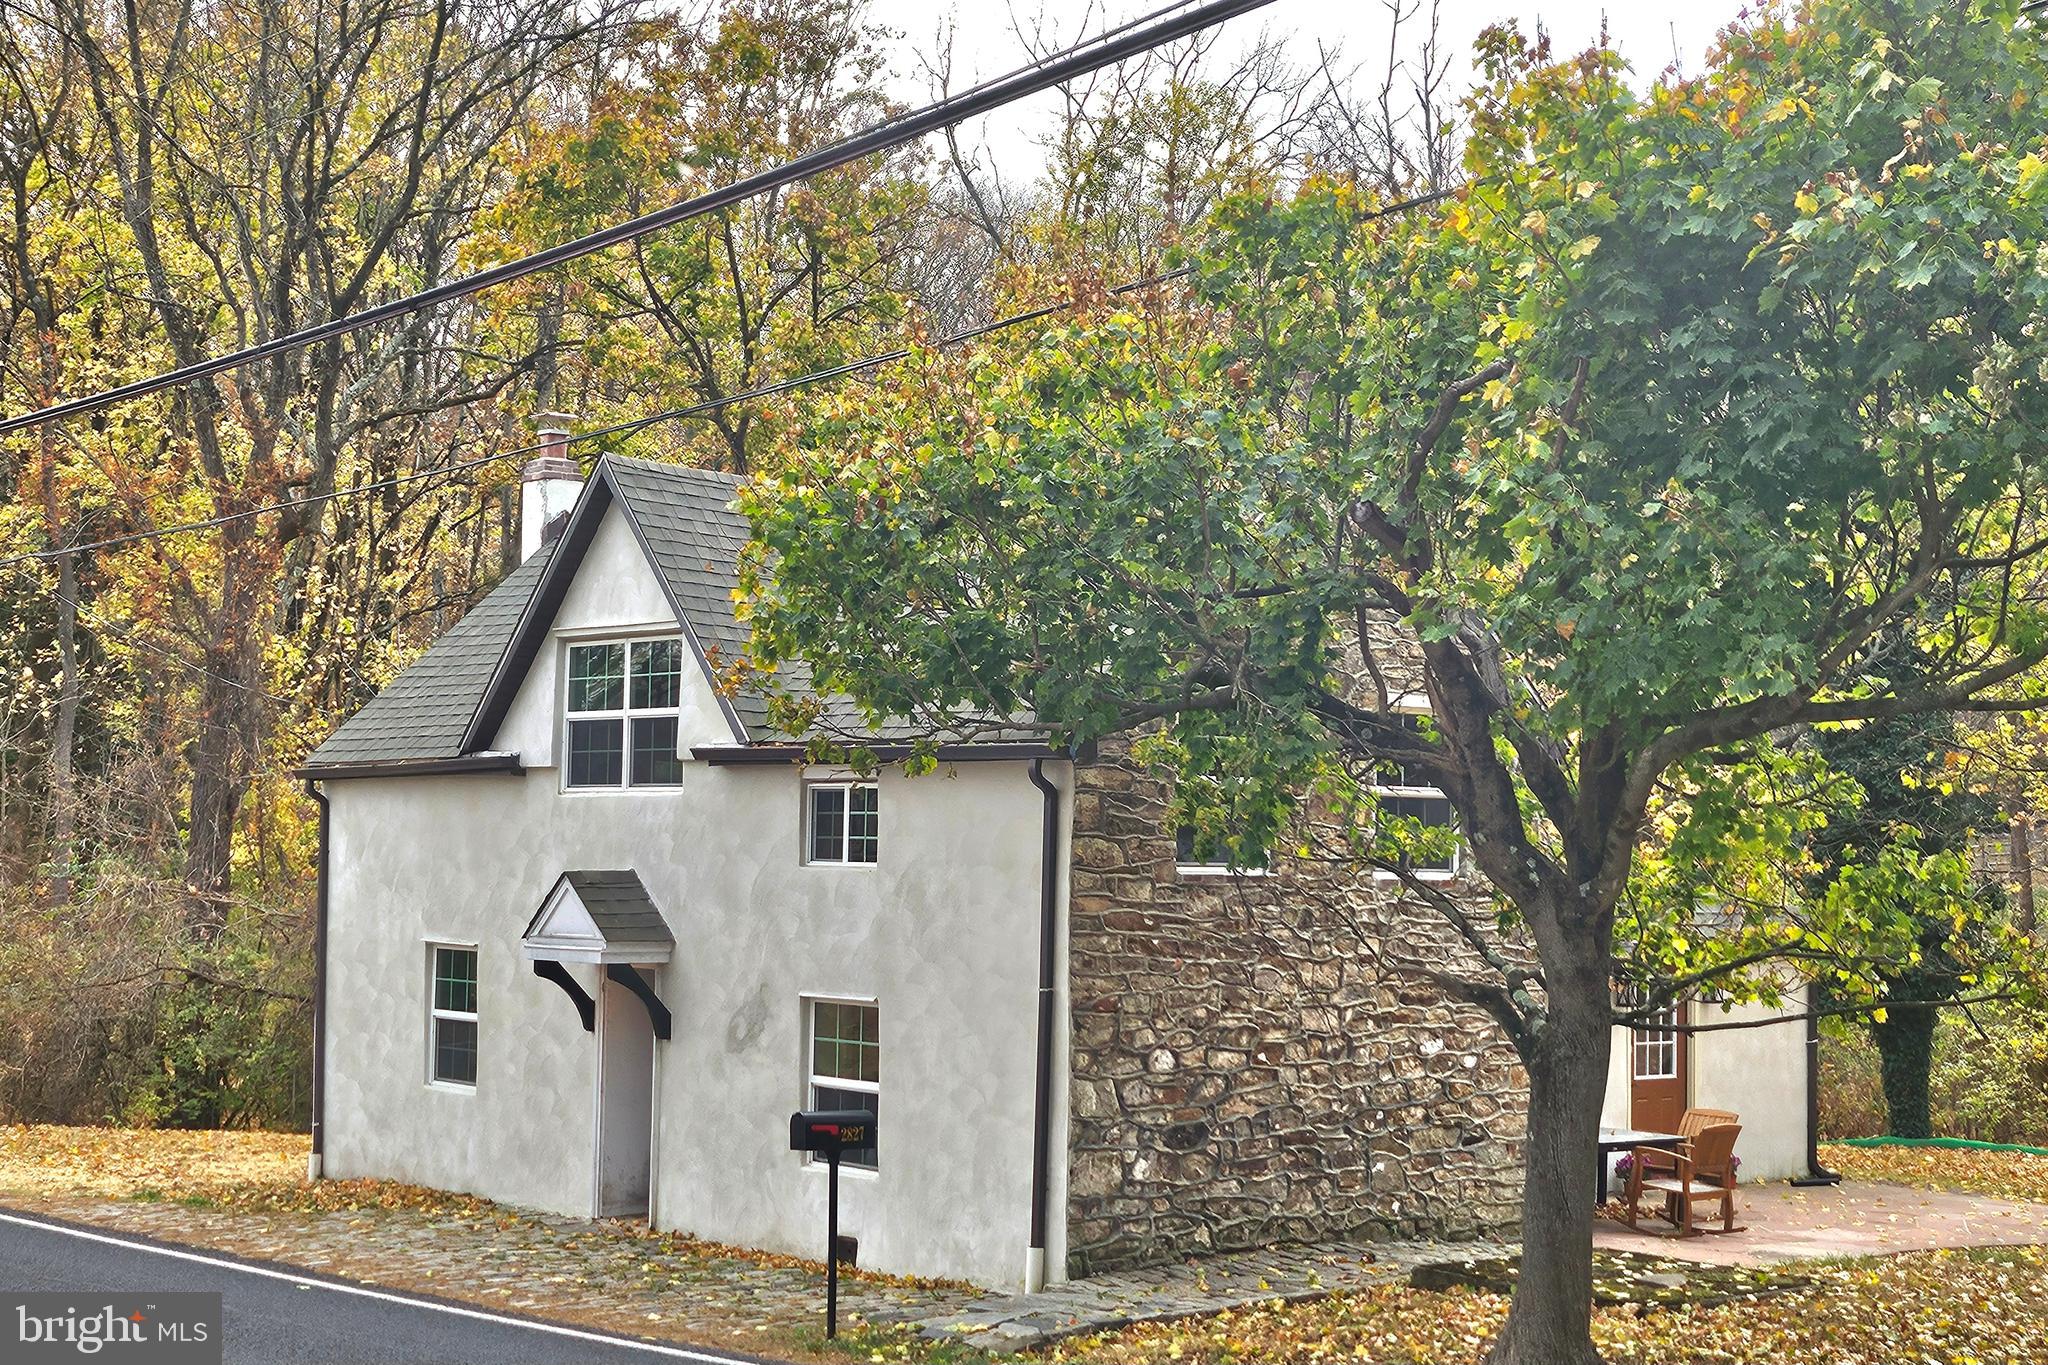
[521,412,582,562]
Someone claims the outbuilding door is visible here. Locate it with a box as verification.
[1630,1000,1688,1133]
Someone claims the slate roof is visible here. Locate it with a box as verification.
[525,869,674,946]
[303,546,553,768]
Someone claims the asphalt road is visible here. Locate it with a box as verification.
[0,1208,791,1365]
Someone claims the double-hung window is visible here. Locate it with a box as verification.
[1372,710,1459,876]
[429,946,479,1087]
[565,639,684,788]
[807,782,878,864]
[807,1000,879,1169]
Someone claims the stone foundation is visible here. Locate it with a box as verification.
[1065,737,1527,1274]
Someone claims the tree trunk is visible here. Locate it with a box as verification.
[2014,814,2036,938]
[182,516,264,938]
[44,548,80,906]
[1871,1005,1937,1138]
[1485,989,1612,1365]
[37,339,80,907]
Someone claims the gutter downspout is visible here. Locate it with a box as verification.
[1024,758,1061,1292]
[1792,987,1840,1186]
[303,779,330,1182]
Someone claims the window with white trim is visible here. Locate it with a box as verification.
[807,782,878,864]
[807,1000,878,1169]
[564,639,684,788]
[429,945,478,1087]
[1174,823,1267,875]
[1372,710,1459,876]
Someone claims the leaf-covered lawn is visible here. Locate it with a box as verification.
[0,1123,500,1216]
[1819,1141,2048,1205]
[1047,1246,2048,1364]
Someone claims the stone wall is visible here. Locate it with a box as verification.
[1065,736,1527,1274]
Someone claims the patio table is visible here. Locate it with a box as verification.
[1597,1127,1685,1206]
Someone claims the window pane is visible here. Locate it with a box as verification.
[847,785,878,863]
[1378,713,1434,787]
[812,1085,877,1169]
[1382,793,1457,872]
[568,718,624,787]
[1175,825,1230,865]
[631,639,683,710]
[434,1017,478,1085]
[810,787,846,862]
[433,948,477,1014]
[567,643,624,712]
[631,716,682,786]
[811,1002,878,1083]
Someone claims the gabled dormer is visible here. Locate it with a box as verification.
[302,454,768,778]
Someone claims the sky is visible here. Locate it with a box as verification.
[876,0,1757,173]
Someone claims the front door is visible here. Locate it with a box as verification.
[1630,1000,1688,1133]
[594,976,655,1218]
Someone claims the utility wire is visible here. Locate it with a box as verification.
[0,0,1276,440]
[0,182,1464,574]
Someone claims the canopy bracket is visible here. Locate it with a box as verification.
[607,963,672,1041]
[533,959,596,1032]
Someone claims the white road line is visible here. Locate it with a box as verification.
[0,1210,768,1364]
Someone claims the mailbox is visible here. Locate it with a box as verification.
[790,1108,875,1338]
[789,1108,875,1158]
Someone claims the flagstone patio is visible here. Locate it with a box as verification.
[1593,1177,2048,1266]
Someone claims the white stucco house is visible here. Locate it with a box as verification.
[298,437,1825,1291]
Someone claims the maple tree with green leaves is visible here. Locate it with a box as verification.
[745,2,2048,1358]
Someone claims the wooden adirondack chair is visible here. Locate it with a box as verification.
[1624,1122,1744,1236]
[1634,1106,1740,1183]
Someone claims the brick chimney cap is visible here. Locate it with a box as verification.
[533,409,577,435]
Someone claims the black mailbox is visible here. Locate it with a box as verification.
[790,1107,876,1339]
[790,1108,875,1157]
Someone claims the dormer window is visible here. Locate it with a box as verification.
[565,639,684,788]
[1372,708,1459,878]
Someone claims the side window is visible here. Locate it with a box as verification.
[807,782,878,865]
[1372,710,1459,876]
[429,945,478,1088]
[565,639,684,788]
[1173,823,1267,876]
[807,1000,879,1169]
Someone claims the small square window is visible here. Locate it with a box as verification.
[430,946,479,1088]
[1173,821,1266,874]
[1380,794,1457,873]
[808,784,878,865]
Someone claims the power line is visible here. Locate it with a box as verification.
[0,182,1464,573]
[0,0,1277,440]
